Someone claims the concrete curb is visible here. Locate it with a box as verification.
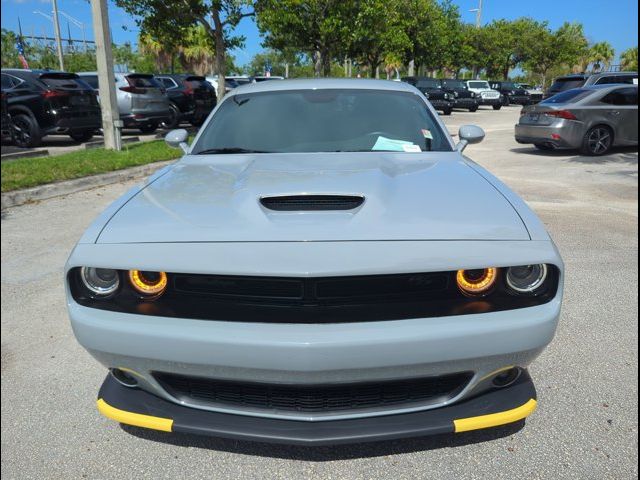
[1,159,175,210]
[84,136,141,150]
[1,149,50,162]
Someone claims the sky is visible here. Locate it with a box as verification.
[1,0,638,68]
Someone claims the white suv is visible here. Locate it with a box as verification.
[466,80,503,110]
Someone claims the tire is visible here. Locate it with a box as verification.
[11,113,42,148]
[502,96,511,107]
[442,108,453,116]
[581,125,613,156]
[492,104,502,111]
[469,105,479,112]
[138,122,159,134]
[68,130,94,143]
[160,105,180,130]
[534,143,555,151]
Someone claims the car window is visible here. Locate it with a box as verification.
[601,88,639,106]
[80,75,99,89]
[468,81,489,89]
[126,75,161,88]
[193,89,452,153]
[542,89,592,104]
[549,78,586,92]
[157,77,177,89]
[1,74,15,89]
[441,80,466,89]
[38,73,88,90]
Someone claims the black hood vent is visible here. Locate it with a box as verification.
[260,195,364,211]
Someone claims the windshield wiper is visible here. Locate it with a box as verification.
[194,147,273,155]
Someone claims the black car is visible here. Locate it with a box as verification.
[489,81,531,106]
[155,74,217,129]
[1,69,101,147]
[439,79,479,112]
[401,77,455,115]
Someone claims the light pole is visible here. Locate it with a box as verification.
[470,0,483,79]
[51,0,65,70]
[59,11,87,51]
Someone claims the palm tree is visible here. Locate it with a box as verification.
[589,42,615,73]
[180,25,215,76]
[620,46,638,71]
[138,33,174,72]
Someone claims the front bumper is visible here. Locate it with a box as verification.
[122,111,172,126]
[453,98,478,109]
[506,95,531,105]
[428,99,454,111]
[97,369,537,445]
[479,97,502,106]
[515,121,584,148]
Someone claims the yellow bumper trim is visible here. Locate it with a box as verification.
[454,398,537,433]
[97,398,173,432]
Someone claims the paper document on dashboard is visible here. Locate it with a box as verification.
[372,136,421,152]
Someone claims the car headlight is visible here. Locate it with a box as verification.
[80,267,120,296]
[456,268,498,296]
[470,92,476,98]
[129,270,168,297]
[506,264,548,293]
[454,91,459,98]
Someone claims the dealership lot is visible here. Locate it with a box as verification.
[1,106,637,479]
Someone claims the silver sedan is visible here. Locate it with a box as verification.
[515,84,638,155]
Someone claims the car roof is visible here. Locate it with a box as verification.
[582,84,638,90]
[230,78,418,95]
[589,71,637,78]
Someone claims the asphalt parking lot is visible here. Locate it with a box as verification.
[1,106,637,479]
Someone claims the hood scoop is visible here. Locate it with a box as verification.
[260,195,365,211]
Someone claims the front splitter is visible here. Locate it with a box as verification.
[97,371,537,446]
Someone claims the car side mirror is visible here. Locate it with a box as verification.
[165,129,189,154]
[456,125,485,152]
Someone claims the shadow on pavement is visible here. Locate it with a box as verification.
[510,146,638,165]
[121,420,525,461]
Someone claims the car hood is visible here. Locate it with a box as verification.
[97,153,530,243]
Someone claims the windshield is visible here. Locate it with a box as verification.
[468,81,490,89]
[441,80,466,90]
[193,89,451,154]
[541,89,592,104]
[415,79,440,89]
[501,82,519,89]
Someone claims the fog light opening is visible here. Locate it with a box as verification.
[492,368,521,388]
[110,368,139,388]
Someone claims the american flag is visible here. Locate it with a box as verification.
[16,18,29,69]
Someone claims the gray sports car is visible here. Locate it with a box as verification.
[516,84,638,155]
[66,79,564,445]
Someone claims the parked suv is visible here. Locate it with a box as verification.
[518,83,544,103]
[155,74,217,128]
[440,79,479,112]
[1,69,101,147]
[401,77,455,115]
[78,72,172,134]
[489,81,531,106]
[545,71,638,99]
[466,80,502,110]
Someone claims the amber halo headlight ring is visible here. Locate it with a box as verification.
[128,270,168,298]
[79,267,120,297]
[506,264,548,294]
[456,268,498,297]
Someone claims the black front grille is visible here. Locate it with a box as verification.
[260,195,364,211]
[155,372,472,414]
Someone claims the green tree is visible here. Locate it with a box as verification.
[620,46,638,71]
[523,22,588,87]
[256,0,354,77]
[589,41,615,72]
[115,0,254,98]
[1,29,20,68]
